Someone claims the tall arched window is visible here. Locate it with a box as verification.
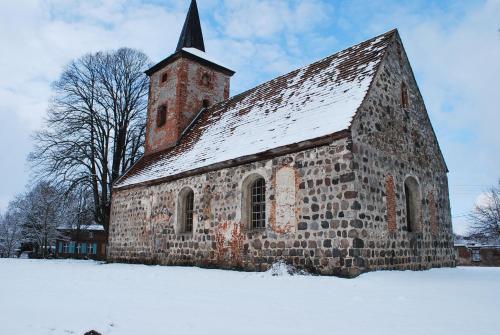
[161,72,168,83]
[401,82,409,108]
[178,187,194,233]
[156,103,167,128]
[404,176,420,232]
[201,73,211,86]
[251,178,266,229]
[241,174,266,230]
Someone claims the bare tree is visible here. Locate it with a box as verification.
[468,180,500,243]
[29,48,150,231]
[0,207,23,258]
[12,182,64,258]
[59,186,96,248]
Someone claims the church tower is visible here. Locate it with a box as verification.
[144,0,235,154]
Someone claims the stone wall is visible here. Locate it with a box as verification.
[109,137,369,277]
[349,33,455,272]
[455,246,500,266]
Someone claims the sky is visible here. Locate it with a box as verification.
[0,0,499,234]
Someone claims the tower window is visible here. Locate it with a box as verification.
[404,176,420,233]
[201,73,211,86]
[156,104,167,127]
[202,99,210,108]
[161,72,168,83]
[401,82,409,108]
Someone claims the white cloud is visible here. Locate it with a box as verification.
[216,0,331,39]
[475,192,493,208]
[0,0,187,210]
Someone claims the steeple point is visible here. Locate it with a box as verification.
[176,0,205,52]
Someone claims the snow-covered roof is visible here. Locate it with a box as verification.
[58,224,105,231]
[182,47,231,71]
[116,30,395,189]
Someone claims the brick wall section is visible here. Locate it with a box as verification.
[144,57,231,153]
[386,175,397,233]
[455,246,500,266]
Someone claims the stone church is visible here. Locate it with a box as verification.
[108,0,455,277]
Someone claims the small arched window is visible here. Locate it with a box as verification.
[404,176,420,232]
[202,99,210,108]
[242,174,266,230]
[156,104,167,128]
[178,188,194,233]
[201,73,211,86]
[161,72,168,83]
[401,82,409,108]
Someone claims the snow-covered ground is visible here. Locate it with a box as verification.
[1,259,499,335]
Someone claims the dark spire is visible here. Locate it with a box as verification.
[176,0,205,52]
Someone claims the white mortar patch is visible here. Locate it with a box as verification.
[275,166,297,232]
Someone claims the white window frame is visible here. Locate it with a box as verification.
[471,249,481,262]
[88,243,97,255]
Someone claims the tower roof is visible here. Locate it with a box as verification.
[176,0,205,52]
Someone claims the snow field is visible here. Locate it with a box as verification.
[0,259,499,335]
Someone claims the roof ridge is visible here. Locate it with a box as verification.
[214,29,397,109]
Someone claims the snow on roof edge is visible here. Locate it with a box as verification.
[182,47,233,72]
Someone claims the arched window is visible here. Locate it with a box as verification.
[242,174,266,230]
[251,178,266,229]
[178,187,194,233]
[201,73,211,86]
[161,72,168,83]
[202,99,210,108]
[156,103,167,128]
[404,176,420,232]
[401,82,409,108]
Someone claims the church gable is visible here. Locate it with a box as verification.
[115,30,396,189]
[351,32,447,172]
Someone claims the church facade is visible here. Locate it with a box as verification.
[108,0,455,277]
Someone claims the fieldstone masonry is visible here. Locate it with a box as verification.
[349,35,455,271]
[108,24,455,277]
[110,138,367,276]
